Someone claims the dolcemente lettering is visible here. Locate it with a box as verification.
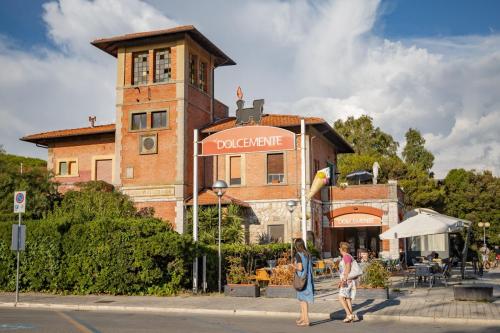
[216,136,284,150]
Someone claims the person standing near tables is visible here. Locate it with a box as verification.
[294,238,314,327]
[338,242,359,323]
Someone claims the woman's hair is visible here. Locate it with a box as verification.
[339,241,350,253]
[294,238,308,254]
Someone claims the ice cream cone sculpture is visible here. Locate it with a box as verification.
[306,167,330,200]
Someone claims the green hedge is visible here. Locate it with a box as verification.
[0,217,194,295]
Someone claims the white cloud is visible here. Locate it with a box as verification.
[1,0,499,178]
[0,0,177,159]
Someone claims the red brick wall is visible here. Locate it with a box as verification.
[330,185,389,200]
[50,134,115,192]
[120,99,178,186]
[135,201,176,228]
[214,99,228,120]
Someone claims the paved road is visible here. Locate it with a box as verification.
[0,308,497,333]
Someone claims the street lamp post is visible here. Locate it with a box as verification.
[478,222,491,247]
[213,180,228,293]
[286,200,298,263]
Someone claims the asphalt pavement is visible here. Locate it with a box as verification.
[0,308,498,333]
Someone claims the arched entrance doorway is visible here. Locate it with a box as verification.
[325,206,383,258]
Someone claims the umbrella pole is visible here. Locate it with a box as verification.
[461,225,472,280]
[404,238,408,268]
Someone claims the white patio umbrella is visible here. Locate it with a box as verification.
[379,208,471,240]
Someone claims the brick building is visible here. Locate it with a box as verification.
[22,26,404,258]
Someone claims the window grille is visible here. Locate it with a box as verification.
[155,49,171,82]
[133,52,149,85]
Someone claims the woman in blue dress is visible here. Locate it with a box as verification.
[294,238,314,327]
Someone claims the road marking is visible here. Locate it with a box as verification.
[56,311,98,333]
[0,323,35,330]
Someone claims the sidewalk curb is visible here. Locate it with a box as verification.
[1,302,499,326]
[362,313,500,326]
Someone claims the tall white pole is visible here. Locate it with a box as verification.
[15,212,21,304]
[300,119,307,245]
[193,129,199,241]
[192,129,199,293]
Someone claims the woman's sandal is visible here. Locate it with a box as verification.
[343,316,353,323]
[297,321,310,327]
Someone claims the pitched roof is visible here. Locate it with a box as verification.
[21,124,115,145]
[185,189,250,207]
[91,25,235,67]
[201,114,354,153]
[201,114,324,133]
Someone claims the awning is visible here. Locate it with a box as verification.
[379,208,471,240]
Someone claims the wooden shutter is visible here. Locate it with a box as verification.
[267,153,284,174]
[230,156,241,185]
[95,159,112,183]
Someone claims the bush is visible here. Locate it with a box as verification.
[0,181,193,295]
[360,261,390,288]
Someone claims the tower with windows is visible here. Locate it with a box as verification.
[92,26,235,230]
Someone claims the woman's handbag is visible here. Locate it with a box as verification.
[347,258,363,279]
[293,254,309,291]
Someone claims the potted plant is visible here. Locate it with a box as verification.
[224,256,260,297]
[357,260,390,299]
[266,253,297,298]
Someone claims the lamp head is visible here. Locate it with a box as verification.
[485,222,490,228]
[212,180,228,196]
[478,222,485,227]
[286,200,297,213]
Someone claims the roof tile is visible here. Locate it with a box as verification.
[21,124,115,143]
[201,114,324,133]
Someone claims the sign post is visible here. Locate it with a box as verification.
[13,191,26,304]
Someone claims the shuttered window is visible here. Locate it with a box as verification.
[267,153,284,184]
[230,156,241,185]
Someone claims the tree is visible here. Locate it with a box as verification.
[333,115,399,156]
[0,153,59,221]
[186,204,245,244]
[443,169,500,245]
[399,165,444,210]
[0,145,5,154]
[402,128,434,172]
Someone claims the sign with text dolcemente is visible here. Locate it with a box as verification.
[201,126,296,156]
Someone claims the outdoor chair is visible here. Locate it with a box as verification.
[432,263,452,287]
[414,265,434,288]
[313,260,326,279]
[250,268,271,286]
[324,258,339,278]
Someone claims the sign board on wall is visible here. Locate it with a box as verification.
[332,213,382,228]
[201,126,296,156]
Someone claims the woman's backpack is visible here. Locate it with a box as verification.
[293,254,309,291]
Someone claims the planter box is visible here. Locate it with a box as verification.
[453,285,493,302]
[355,287,389,299]
[266,285,296,298]
[224,284,260,297]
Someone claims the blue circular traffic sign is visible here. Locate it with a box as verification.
[15,192,25,204]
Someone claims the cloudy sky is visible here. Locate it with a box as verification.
[0,0,499,178]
